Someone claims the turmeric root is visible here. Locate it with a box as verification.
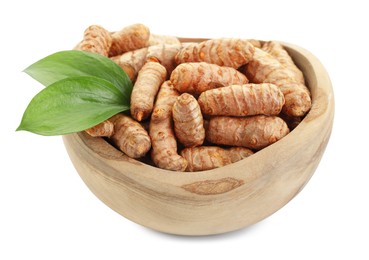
[198,83,285,117]
[130,61,167,121]
[245,48,311,117]
[180,146,253,172]
[248,39,262,48]
[149,81,188,171]
[76,25,114,137]
[245,48,304,86]
[206,115,289,150]
[227,147,255,163]
[149,34,180,46]
[278,113,302,130]
[84,120,114,137]
[109,23,150,57]
[172,93,205,147]
[109,113,151,159]
[111,44,181,81]
[77,25,112,56]
[110,47,147,81]
[262,41,304,84]
[170,62,248,95]
[175,38,255,69]
[146,44,181,75]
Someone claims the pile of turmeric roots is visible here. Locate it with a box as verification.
[76,23,311,172]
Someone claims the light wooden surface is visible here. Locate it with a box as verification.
[62,40,334,236]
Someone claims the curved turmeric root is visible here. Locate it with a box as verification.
[279,113,302,130]
[130,61,167,121]
[181,146,253,172]
[227,147,255,163]
[262,41,305,84]
[175,38,255,69]
[172,93,205,147]
[149,81,188,171]
[149,34,180,46]
[146,44,181,76]
[77,25,114,137]
[77,25,112,56]
[110,48,147,81]
[109,23,150,57]
[245,48,311,117]
[206,115,289,150]
[85,120,114,137]
[248,39,262,48]
[84,113,151,158]
[170,62,248,95]
[111,44,181,82]
[198,83,285,117]
[108,113,151,159]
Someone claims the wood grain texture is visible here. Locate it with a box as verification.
[63,39,334,236]
[182,177,244,195]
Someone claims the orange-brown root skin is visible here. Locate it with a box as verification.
[175,38,255,69]
[149,81,188,171]
[262,41,305,84]
[110,44,181,82]
[245,48,311,117]
[130,61,167,121]
[198,83,285,117]
[248,39,262,48]
[85,120,114,137]
[280,83,312,117]
[79,25,114,139]
[146,44,181,76]
[181,146,253,172]
[78,25,112,56]
[170,62,248,95]
[110,48,148,81]
[278,113,302,130]
[109,23,150,57]
[109,113,151,159]
[206,115,290,150]
[172,93,205,147]
[227,147,254,163]
[149,34,181,46]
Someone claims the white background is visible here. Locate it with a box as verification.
[1,0,368,259]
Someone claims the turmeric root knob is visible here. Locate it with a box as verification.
[149,81,188,171]
[146,44,181,76]
[85,120,114,137]
[110,49,147,81]
[109,23,150,57]
[77,25,114,137]
[280,83,312,116]
[175,38,255,69]
[110,44,181,82]
[109,113,151,159]
[181,146,253,172]
[206,116,290,150]
[261,41,305,84]
[149,34,181,46]
[198,83,285,117]
[170,62,248,95]
[130,61,167,121]
[245,48,311,117]
[172,93,205,147]
[78,25,112,56]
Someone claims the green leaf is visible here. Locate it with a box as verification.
[17,76,128,136]
[23,50,132,105]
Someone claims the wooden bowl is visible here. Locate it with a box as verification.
[63,40,334,236]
